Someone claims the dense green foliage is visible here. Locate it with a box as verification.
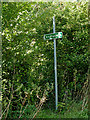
[2,1,88,119]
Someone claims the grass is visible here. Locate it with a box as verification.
[36,108,88,119]
[36,109,60,118]
[36,101,88,119]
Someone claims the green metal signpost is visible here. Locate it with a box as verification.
[44,16,62,110]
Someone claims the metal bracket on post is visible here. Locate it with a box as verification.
[53,16,58,110]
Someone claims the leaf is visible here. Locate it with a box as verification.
[14,84,23,92]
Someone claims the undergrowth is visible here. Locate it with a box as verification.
[36,100,88,118]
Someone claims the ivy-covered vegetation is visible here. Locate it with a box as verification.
[2,1,88,119]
